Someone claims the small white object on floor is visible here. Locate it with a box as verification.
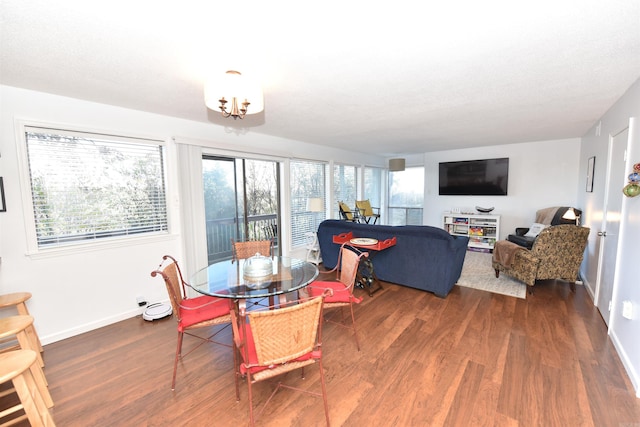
[143,303,173,321]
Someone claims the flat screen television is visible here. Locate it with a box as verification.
[439,158,509,196]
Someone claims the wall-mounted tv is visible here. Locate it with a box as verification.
[439,158,509,196]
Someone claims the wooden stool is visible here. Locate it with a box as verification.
[0,316,44,368]
[0,350,55,426]
[0,292,43,352]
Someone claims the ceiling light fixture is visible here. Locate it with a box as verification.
[204,70,264,120]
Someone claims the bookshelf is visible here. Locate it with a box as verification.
[442,213,500,252]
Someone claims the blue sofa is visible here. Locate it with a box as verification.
[317,220,469,298]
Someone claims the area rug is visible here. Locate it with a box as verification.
[456,250,527,299]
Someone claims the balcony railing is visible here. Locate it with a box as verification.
[388,207,423,226]
[206,214,278,264]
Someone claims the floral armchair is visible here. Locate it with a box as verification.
[493,225,590,293]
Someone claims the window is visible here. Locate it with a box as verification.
[290,160,327,247]
[23,126,168,249]
[364,166,384,216]
[333,164,358,217]
[388,167,424,225]
[202,156,280,263]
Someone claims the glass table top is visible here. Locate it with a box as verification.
[189,256,319,299]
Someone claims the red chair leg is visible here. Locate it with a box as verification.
[233,343,241,401]
[172,331,184,391]
[349,303,360,351]
[319,360,330,426]
[247,375,255,426]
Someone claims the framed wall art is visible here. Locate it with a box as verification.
[586,156,595,193]
[0,177,5,212]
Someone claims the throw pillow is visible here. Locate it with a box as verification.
[524,222,547,238]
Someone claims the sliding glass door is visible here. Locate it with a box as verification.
[202,156,280,263]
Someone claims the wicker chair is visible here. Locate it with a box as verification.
[493,225,590,293]
[231,295,330,426]
[151,255,232,390]
[231,239,273,262]
[308,244,368,350]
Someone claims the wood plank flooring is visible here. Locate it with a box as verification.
[4,279,640,426]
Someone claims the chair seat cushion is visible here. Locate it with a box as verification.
[239,324,320,375]
[308,281,363,304]
[178,295,230,329]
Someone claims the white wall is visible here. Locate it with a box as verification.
[578,77,640,396]
[0,85,384,344]
[422,139,581,238]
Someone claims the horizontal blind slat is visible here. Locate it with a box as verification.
[26,129,168,248]
[290,160,327,246]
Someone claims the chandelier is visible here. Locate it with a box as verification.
[204,70,264,120]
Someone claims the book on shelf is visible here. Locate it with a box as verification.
[469,227,484,236]
[453,225,467,234]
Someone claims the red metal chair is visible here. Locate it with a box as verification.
[231,295,330,426]
[151,255,232,390]
[308,244,368,350]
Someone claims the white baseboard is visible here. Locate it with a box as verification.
[40,299,170,345]
[609,329,640,398]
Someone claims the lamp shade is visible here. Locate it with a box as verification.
[306,198,324,212]
[562,208,577,220]
[562,207,582,225]
[389,158,405,171]
[204,70,264,114]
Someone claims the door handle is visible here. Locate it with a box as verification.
[597,231,607,237]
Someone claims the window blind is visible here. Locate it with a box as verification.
[290,160,327,247]
[25,128,168,247]
[333,164,358,218]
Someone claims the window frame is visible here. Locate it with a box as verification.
[289,159,328,248]
[15,120,174,258]
[332,162,359,219]
[387,166,425,226]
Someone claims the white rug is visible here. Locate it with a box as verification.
[456,250,527,299]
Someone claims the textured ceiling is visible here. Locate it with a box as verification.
[1,0,639,156]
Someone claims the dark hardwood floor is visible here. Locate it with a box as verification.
[4,279,640,426]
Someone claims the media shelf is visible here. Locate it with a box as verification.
[442,213,500,252]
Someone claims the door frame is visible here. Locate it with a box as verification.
[202,155,282,263]
[594,125,629,325]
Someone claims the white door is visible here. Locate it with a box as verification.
[595,127,628,325]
